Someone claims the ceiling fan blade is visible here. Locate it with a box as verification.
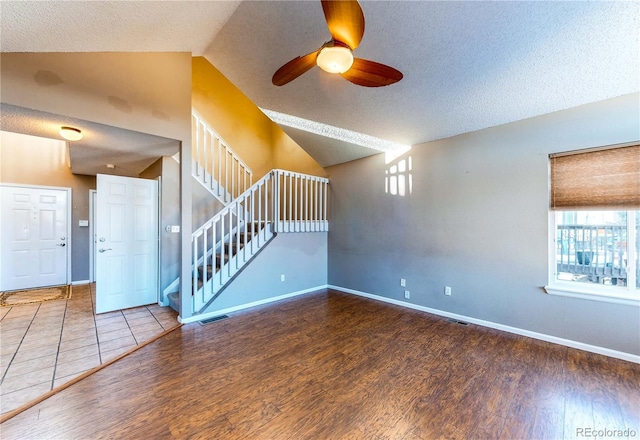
[321,0,365,49]
[341,58,403,87]
[272,51,319,86]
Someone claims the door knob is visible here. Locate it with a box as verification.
[98,248,112,253]
[56,243,66,247]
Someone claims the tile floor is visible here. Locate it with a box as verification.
[0,283,178,415]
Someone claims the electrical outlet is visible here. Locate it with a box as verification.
[404,290,410,299]
[281,274,285,282]
[444,286,452,296]
[400,278,406,287]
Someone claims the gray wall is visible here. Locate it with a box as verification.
[140,156,178,294]
[327,93,640,356]
[204,232,328,313]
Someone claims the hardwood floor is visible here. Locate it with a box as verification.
[1,289,638,439]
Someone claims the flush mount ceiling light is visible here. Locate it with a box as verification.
[59,126,83,141]
[316,43,354,74]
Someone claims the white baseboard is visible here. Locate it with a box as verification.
[71,280,91,286]
[178,285,328,324]
[328,285,640,364]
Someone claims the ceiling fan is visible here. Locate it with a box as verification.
[272,0,403,87]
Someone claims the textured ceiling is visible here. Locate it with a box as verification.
[277,124,384,167]
[206,1,640,146]
[1,0,639,170]
[0,1,241,55]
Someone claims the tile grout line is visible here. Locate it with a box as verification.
[92,283,134,360]
[146,305,169,331]
[123,309,141,346]
[88,283,104,365]
[0,303,42,386]
[50,292,71,391]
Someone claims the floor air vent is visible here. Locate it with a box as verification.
[447,318,469,326]
[199,315,229,325]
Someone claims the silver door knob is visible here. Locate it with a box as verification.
[98,248,112,253]
[57,243,66,247]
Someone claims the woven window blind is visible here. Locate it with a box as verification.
[549,144,640,210]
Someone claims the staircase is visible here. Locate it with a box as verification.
[196,220,266,284]
[192,109,253,205]
[167,111,329,317]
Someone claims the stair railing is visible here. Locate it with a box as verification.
[191,170,329,313]
[192,172,275,311]
[192,109,253,204]
[274,170,329,233]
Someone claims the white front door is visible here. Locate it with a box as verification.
[96,174,158,314]
[0,185,69,291]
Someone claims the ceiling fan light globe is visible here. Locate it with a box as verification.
[317,46,354,74]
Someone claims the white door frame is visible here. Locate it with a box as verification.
[0,182,72,289]
[89,189,97,283]
[156,176,162,306]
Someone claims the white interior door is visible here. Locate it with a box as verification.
[96,174,158,314]
[0,185,69,291]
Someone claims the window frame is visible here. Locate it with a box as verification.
[545,210,639,307]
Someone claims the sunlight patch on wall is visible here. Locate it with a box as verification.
[1,130,68,171]
[385,147,411,164]
[385,156,412,197]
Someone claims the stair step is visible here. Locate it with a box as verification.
[215,253,230,265]
[167,291,179,312]
[194,221,271,286]
[197,264,218,281]
[224,240,248,256]
[244,222,266,233]
[224,242,239,251]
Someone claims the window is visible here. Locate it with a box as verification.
[546,144,640,306]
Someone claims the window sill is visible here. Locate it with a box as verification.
[544,284,640,307]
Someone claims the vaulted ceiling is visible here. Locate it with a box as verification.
[1,1,638,169]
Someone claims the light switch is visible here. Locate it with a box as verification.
[171,225,180,233]
[79,220,89,227]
